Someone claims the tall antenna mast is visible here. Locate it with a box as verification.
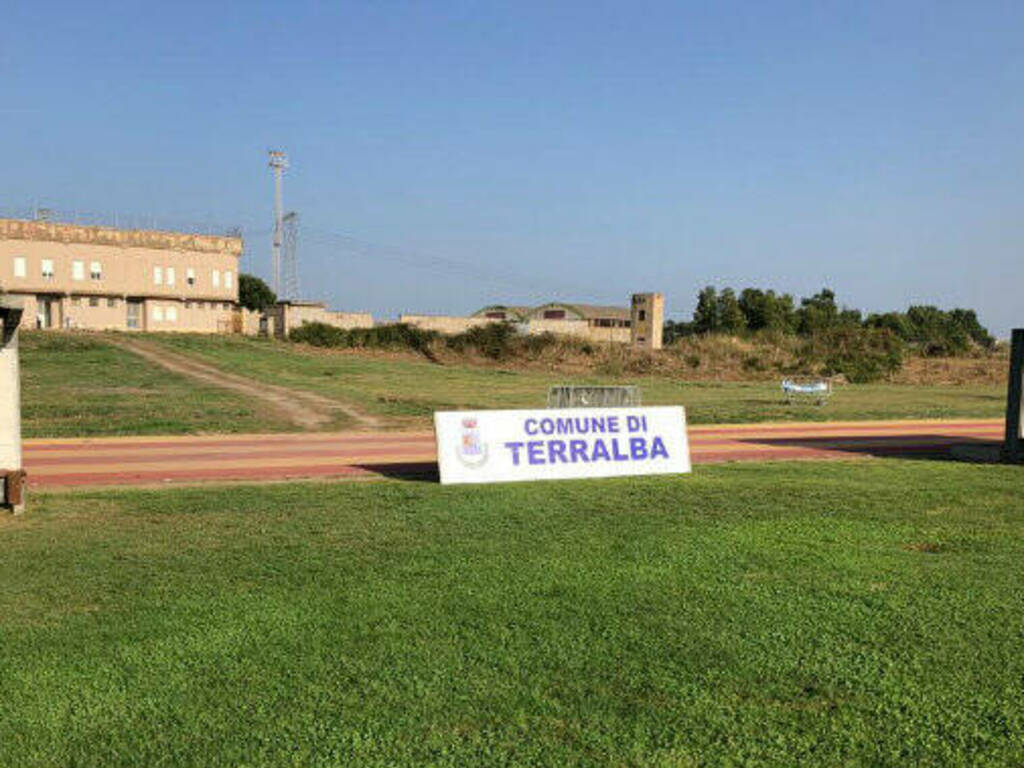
[267,150,288,297]
[282,211,299,301]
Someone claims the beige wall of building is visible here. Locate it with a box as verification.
[398,314,633,344]
[525,318,591,338]
[398,314,493,335]
[239,307,265,336]
[269,301,374,338]
[0,218,241,333]
[582,324,632,344]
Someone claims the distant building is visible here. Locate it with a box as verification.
[266,300,374,339]
[522,303,633,343]
[630,292,664,350]
[0,217,241,333]
[401,293,665,349]
[470,305,531,322]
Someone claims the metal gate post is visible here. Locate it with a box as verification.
[1004,329,1024,463]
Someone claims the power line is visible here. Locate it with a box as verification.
[300,226,597,300]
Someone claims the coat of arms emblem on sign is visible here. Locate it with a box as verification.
[457,417,488,467]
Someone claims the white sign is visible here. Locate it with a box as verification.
[434,406,691,485]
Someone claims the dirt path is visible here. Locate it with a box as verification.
[111,338,381,431]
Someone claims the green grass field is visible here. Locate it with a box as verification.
[17,332,1007,438]
[146,333,1006,427]
[2,461,1022,765]
[19,333,294,437]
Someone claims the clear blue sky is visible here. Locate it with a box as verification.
[3,1,1021,334]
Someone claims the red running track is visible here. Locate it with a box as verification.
[22,419,1004,489]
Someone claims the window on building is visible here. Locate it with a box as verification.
[166,266,176,286]
[89,297,99,307]
[186,267,195,286]
[196,301,204,310]
[212,269,221,288]
[638,310,646,322]
[637,336,646,343]
[543,309,566,319]
[90,261,102,280]
[184,300,192,309]
[152,306,164,322]
[154,266,163,285]
[224,270,233,289]
[166,306,178,322]
[222,302,231,311]
[107,298,118,308]
[41,259,54,278]
[13,257,26,278]
[71,297,81,307]
[72,260,85,281]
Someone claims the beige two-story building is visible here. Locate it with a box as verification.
[0,218,242,332]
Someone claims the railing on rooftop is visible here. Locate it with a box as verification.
[0,204,243,238]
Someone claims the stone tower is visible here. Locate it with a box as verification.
[630,292,664,350]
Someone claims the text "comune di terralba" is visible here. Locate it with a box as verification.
[503,414,670,466]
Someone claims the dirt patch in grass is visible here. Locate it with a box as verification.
[903,541,947,553]
[112,337,378,430]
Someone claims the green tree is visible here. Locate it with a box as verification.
[865,311,912,338]
[693,286,719,334]
[738,288,796,333]
[238,273,277,312]
[767,292,797,333]
[797,288,839,335]
[738,288,767,330]
[717,288,746,333]
[662,319,693,345]
[948,309,994,349]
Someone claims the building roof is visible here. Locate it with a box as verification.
[470,304,532,320]
[471,302,632,321]
[0,217,243,256]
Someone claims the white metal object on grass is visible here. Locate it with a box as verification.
[781,377,832,406]
[547,385,640,409]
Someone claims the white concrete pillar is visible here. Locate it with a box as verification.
[1,296,25,513]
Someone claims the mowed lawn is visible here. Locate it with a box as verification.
[1,461,1022,765]
[18,333,294,437]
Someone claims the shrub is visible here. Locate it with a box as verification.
[289,322,438,352]
[800,327,904,383]
[289,322,348,347]
[446,322,519,360]
[521,332,559,357]
[742,355,766,372]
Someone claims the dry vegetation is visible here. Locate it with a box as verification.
[322,331,1008,386]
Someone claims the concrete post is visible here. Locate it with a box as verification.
[1,296,25,513]
[1004,329,1023,464]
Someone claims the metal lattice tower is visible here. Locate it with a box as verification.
[267,150,288,296]
[282,211,300,301]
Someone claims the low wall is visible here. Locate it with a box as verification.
[525,318,590,338]
[582,325,632,344]
[278,304,374,337]
[398,315,493,335]
[238,308,262,336]
[398,314,632,343]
